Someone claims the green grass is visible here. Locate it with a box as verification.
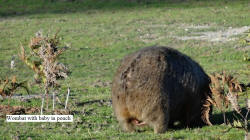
[0,0,249,139]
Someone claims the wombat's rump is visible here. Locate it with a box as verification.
[112,46,212,133]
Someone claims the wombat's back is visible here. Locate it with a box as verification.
[112,46,212,133]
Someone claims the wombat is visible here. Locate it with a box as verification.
[111,46,213,133]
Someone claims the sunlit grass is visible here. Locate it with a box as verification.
[0,0,249,139]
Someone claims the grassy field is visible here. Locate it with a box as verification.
[0,0,249,139]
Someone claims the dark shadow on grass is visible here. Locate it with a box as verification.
[160,107,250,130]
[0,0,240,17]
[211,107,250,130]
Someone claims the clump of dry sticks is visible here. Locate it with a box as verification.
[0,76,29,113]
[209,72,249,139]
[20,31,70,114]
[0,76,29,99]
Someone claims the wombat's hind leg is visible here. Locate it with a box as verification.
[119,118,135,132]
[152,118,168,134]
[145,111,168,134]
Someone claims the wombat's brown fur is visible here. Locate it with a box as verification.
[112,46,212,133]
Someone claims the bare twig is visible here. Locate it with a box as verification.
[53,91,55,110]
[41,94,44,115]
[65,87,70,109]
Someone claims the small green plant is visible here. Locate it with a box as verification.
[239,30,250,62]
[239,31,250,46]
[20,31,70,114]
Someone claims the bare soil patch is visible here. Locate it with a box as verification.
[0,105,39,117]
[0,105,71,117]
[175,26,250,42]
[137,22,250,43]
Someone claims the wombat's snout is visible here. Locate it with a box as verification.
[112,46,213,133]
